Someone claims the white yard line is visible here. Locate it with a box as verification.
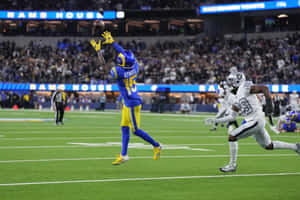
[0,136,228,141]
[1,130,205,133]
[0,145,89,149]
[0,136,121,140]
[2,127,121,130]
[0,154,297,163]
[0,172,299,186]
[0,143,259,149]
[162,119,204,122]
[0,135,299,141]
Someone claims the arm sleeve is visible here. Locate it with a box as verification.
[215,109,238,124]
[216,107,227,118]
[97,51,105,65]
[112,42,125,54]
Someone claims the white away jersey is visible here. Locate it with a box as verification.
[290,93,299,105]
[234,81,264,121]
[222,90,235,110]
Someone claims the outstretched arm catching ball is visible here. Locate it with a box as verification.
[90,39,105,65]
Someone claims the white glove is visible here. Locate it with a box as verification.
[205,118,216,125]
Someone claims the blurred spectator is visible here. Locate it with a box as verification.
[180,101,191,114]
[99,93,106,111]
[189,93,197,113]
[116,95,123,111]
[1,33,300,85]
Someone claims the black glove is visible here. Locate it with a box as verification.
[265,98,273,115]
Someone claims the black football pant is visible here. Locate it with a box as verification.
[55,102,64,123]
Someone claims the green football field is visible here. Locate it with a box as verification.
[0,109,300,200]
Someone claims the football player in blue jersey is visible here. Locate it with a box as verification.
[282,118,297,132]
[273,117,297,133]
[91,31,162,165]
[290,111,300,123]
[271,106,299,134]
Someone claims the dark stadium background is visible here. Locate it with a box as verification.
[0,0,298,114]
[1,1,300,200]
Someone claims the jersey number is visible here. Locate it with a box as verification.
[123,75,137,95]
[239,97,253,116]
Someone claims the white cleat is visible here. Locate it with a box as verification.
[220,164,237,173]
[270,126,280,135]
[296,143,300,155]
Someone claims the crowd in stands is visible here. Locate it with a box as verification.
[0,0,276,11]
[0,0,199,10]
[1,32,300,85]
[0,0,222,11]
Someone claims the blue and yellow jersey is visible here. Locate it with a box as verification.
[111,63,142,107]
[289,111,300,122]
[283,118,297,132]
[110,42,142,107]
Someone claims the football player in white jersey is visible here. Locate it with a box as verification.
[206,72,300,172]
[290,90,299,111]
[210,81,239,133]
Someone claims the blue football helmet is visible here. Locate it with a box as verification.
[290,111,298,120]
[117,50,136,69]
[285,118,292,124]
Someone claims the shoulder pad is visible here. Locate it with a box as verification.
[243,81,253,88]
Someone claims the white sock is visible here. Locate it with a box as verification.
[273,141,297,151]
[229,141,238,166]
[228,125,234,134]
[276,120,281,130]
[276,116,285,130]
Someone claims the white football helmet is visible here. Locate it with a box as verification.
[226,72,246,89]
[219,81,226,89]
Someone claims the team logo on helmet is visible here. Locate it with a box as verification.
[117,51,136,69]
[226,72,246,89]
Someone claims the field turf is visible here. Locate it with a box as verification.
[0,109,300,200]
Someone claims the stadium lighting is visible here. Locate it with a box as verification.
[116,11,125,19]
[186,19,203,23]
[0,11,120,20]
[144,20,160,23]
[278,14,288,18]
[200,0,300,14]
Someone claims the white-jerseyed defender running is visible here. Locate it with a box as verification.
[206,71,300,172]
[211,81,238,133]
